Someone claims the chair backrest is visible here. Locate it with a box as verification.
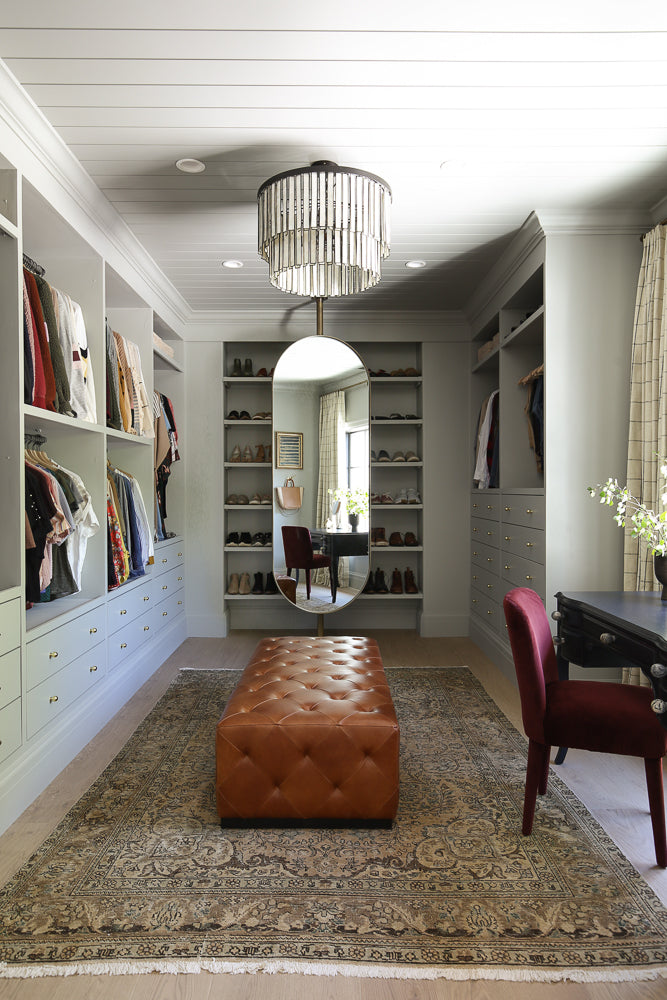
[503,587,560,743]
[281,525,313,567]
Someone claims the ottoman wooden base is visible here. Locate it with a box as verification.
[215,636,399,821]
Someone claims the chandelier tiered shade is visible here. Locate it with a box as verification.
[257,161,391,297]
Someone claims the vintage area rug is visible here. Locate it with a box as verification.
[1,667,666,982]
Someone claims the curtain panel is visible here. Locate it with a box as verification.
[313,391,349,588]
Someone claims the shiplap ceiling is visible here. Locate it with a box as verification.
[1,2,666,313]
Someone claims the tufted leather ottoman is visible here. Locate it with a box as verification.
[215,636,399,822]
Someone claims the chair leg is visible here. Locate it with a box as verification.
[306,569,311,600]
[644,758,667,868]
[539,745,551,796]
[523,740,549,836]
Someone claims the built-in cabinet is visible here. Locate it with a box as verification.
[467,212,642,677]
[0,153,187,835]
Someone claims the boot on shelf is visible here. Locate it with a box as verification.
[232,357,242,376]
[244,358,253,376]
[238,572,251,595]
[264,572,278,594]
[252,571,264,595]
[390,568,403,594]
[404,567,419,594]
[227,573,239,595]
[374,568,389,594]
[362,571,375,593]
[242,445,253,462]
[255,444,266,462]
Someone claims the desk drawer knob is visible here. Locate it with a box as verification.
[551,611,563,621]
[651,663,667,678]
[599,632,616,645]
[553,636,565,646]
[651,698,667,715]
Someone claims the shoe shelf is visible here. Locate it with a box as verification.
[358,592,423,600]
[224,419,272,426]
[224,504,272,511]
[224,462,272,469]
[371,503,424,510]
[372,461,423,468]
[371,545,423,552]
[224,547,273,552]
[370,376,423,384]
[223,376,272,383]
[371,419,422,425]
[225,593,282,600]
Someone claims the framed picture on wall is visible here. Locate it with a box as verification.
[275,431,303,469]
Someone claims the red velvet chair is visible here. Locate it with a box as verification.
[281,526,332,600]
[503,586,667,868]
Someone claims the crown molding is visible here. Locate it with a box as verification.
[0,59,192,333]
[650,193,667,225]
[533,207,651,236]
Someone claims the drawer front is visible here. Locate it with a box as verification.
[154,565,185,601]
[0,597,21,657]
[155,589,186,626]
[471,540,500,573]
[154,543,184,576]
[502,495,545,530]
[27,607,105,691]
[471,517,500,548]
[27,641,104,739]
[470,496,500,522]
[107,582,153,635]
[0,648,21,710]
[471,565,501,599]
[501,551,546,596]
[501,523,545,564]
[470,590,501,632]
[108,611,155,672]
[0,698,22,766]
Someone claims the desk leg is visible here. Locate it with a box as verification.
[554,646,569,764]
[331,556,339,603]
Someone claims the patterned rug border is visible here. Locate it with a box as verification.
[1,666,667,984]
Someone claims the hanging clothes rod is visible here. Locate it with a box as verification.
[22,252,46,276]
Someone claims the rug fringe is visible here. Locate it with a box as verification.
[2,958,667,982]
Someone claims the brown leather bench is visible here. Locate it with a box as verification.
[215,636,399,822]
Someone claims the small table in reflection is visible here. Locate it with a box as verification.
[310,529,369,603]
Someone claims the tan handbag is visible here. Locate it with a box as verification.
[275,477,304,511]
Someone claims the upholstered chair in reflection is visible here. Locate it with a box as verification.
[281,526,332,601]
[503,586,667,868]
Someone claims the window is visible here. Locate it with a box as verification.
[347,428,369,493]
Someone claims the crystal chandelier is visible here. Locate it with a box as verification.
[257,161,391,297]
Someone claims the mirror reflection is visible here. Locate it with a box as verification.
[272,336,370,613]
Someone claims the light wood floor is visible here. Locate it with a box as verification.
[1,630,666,1000]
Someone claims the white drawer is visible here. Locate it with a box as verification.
[27,606,105,691]
[26,640,104,739]
[0,597,21,658]
[501,551,546,596]
[471,565,501,599]
[470,496,500,521]
[107,581,153,635]
[502,495,545,530]
[501,524,545,564]
[471,539,500,573]
[153,565,184,601]
[470,590,501,632]
[154,542,184,575]
[472,516,500,548]
[0,648,21,711]
[155,589,186,625]
[108,611,155,672]
[0,698,22,766]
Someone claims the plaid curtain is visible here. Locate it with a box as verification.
[623,223,667,684]
[313,391,348,588]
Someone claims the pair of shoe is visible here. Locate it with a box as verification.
[226,531,272,546]
[249,493,272,505]
[390,568,419,594]
[231,358,253,377]
[364,568,389,594]
[230,444,266,463]
[390,531,419,546]
[227,410,251,420]
[372,492,395,505]
[227,572,279,595]
[226,493,249,505]
[371,527,389,546]
[394,488,421,504]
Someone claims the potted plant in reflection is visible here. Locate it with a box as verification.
[588,466,667,599]
[329,487,369,532]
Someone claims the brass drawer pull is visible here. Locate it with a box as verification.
[472,598,478,604]
[49,695,58,704]
[144,626,150,631]
[472,527,478,533]
[90,665,98,672]
[525,542,534,548]
[177,576,182,581]
[473,550,479,556]
[504,564,511,571]
[143,596,150,601]
[486,609,493,615]
[504,506,511,511]
[487,505,493,510]
[177,601,182,606]
[526,508,534,514]
[89,627,97,634]
[162,558,168,563]
[486,531,493,536]
[177,552,183,557]
[487,583,493,590]
[120,609,127,615]
[49,651,58,659]
[526,575,533,581]
[162,611,168,617]
[120,643,127,649]
[504,535,511,541]
[472,503,479,509]
[162,585,168,590]
[486,557,493,563]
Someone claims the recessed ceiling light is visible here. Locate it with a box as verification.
[405,260,426,269]
[222,259,244,269]
[175,157,206,173]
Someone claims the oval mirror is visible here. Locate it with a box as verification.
[272,336,370,613]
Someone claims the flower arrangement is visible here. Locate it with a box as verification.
[588,466,667,556]
[328,486,369,518]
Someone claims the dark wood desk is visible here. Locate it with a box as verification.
[554,591,667,739]
[310,529,369,602]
